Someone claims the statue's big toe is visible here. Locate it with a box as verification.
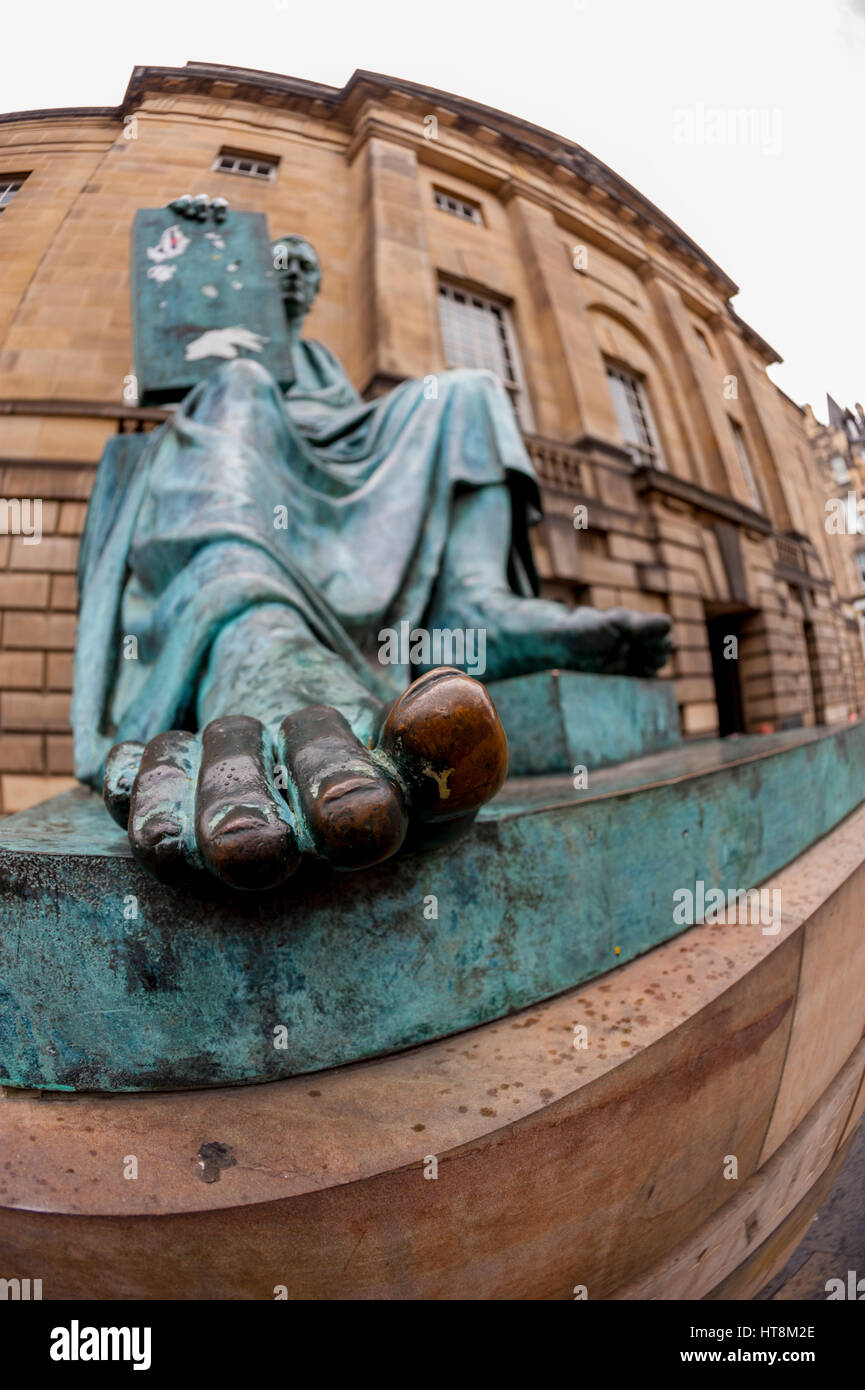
[378,667,508,823]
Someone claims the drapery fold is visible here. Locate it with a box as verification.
[73,344,540,787]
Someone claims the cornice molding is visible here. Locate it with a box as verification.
[573,434,636,470]
[1,63,793,370]
[344,113,428,166]
[634,464,774,534]
[0,105,120,124]
[2,62,739,299]
[715,305,782,366]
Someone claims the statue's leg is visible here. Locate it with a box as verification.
[103,603,507,891]
[427,483,672,680]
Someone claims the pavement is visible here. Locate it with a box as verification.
[756,1116,865,1300]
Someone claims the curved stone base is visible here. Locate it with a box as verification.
[2,800,864,1298]
[2,720,864,1092]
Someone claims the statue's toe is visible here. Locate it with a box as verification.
[629,633,673,676]
[632,613,672,642]
[103,739,145,829]
[121,675,507,890]
[377,667,508,824]
[607,609,671,641]
[127,731,200,881]
[195,716,300,891]
[278,705,408,870]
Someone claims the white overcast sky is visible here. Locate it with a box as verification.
[3,0,863,421]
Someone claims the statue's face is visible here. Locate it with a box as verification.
[272,236,321,320]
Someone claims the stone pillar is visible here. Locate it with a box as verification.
[639,269,734,496]
[710,317,795,531]
[504,189,620,446]
[347,131,442,396]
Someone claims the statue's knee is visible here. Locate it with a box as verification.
[440,367,502,397]
[211,357,274,395]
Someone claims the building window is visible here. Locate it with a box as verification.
[729,419,763,509]
[830,452,851,484]
[0,174,29,215]
[605,364,666,469]
[438,282,532,429]
[211,151,278,180]
[694,326,713,356]
[433,188,483,225]
[856,552,865,589]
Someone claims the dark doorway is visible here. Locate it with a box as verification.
[802,615,826,723]
[706,612,746,736]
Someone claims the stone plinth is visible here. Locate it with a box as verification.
[2,799,864,1299]
[488,668,680,774]
[1,719,864,1092]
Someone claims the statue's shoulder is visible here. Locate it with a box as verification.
[302,338,342,368]
[297,339,359,399]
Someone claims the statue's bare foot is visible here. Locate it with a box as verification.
[102,668,508,892]
[427,588,672,680]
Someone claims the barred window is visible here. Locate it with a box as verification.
[0,174,29,215]
[438,282,533,429]
[730,419,763,509]
[212,151,278,180]
[606,364,666,469]
[433,188,483,225]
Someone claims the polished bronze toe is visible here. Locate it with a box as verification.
[378,667,508,822]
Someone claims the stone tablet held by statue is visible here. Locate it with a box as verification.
[131,200,295,404]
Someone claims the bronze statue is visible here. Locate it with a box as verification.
[73,208,671,891]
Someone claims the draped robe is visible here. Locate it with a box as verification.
[72,345,541,787]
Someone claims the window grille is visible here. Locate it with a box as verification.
[433,188,483,225]
[605,364,666,469]
[212,152,278,180]
[437,281,532,429]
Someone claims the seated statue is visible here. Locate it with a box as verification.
[72,209,671,892]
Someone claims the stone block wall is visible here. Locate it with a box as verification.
[0,460,98,811]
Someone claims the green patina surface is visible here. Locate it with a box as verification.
[1,719,863,1092]
[13,206,838,1095]
[489,669,680,775]
[131,207,295,405]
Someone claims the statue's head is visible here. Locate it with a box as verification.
[271,234,321,322]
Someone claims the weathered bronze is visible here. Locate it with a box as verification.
[3,718,865,1091]
[72,204,671,893]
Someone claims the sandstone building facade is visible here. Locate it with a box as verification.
[0,62,862,813]
[803,397,865,668]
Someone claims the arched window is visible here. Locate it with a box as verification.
[605,364,666,470]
